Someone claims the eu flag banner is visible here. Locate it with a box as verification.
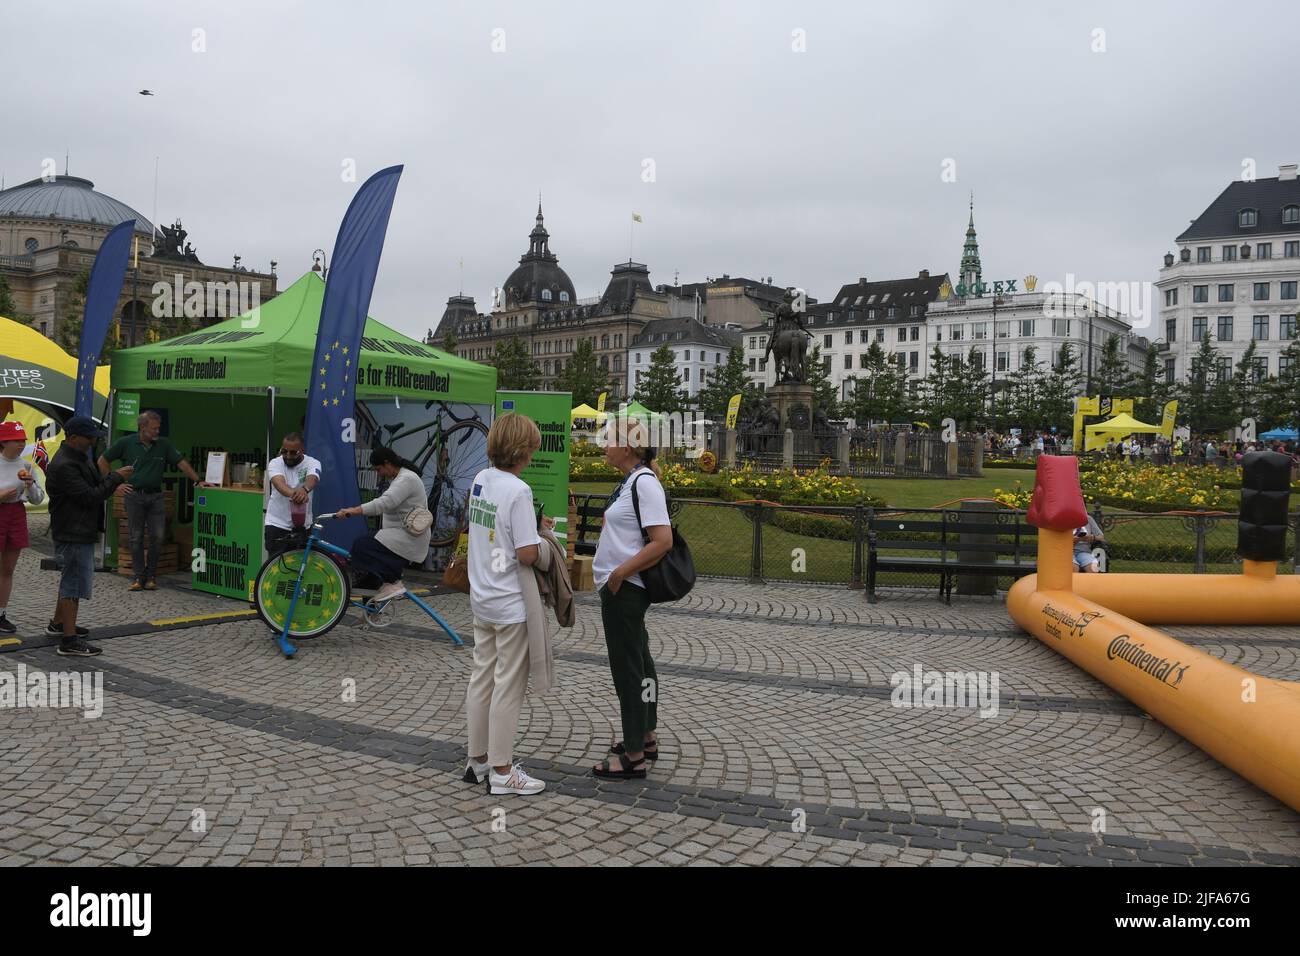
[304,165,404,549]
[75,218,135,419]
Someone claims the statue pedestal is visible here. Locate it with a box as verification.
[769,382,814,431]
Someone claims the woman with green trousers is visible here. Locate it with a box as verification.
[591,419,672,780]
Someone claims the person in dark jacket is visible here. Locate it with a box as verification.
[46,415,133,656]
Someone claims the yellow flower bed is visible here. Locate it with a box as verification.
[993,461,1239,511]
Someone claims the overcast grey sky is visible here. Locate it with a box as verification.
[5,0,1298,339]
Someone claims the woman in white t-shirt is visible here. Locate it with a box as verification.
[591,419,672,780]
[461,413,554,797]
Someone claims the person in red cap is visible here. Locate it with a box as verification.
[0,420,45,634]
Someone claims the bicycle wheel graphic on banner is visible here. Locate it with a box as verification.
[428,418,489,547]
[254,549,351,639]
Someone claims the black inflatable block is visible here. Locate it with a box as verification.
[1237,522,1288,563]
[1240,488,1291,526]
[1240,451,1293,492]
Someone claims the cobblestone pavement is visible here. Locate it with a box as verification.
[2,518,1298,867]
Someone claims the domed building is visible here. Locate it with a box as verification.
[501,204,577,308]
[0,173,277,344]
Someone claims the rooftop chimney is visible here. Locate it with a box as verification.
[858,277,868,285]
[919,269,930,279]
[1279,164,1298,182]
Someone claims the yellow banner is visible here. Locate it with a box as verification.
[1161,400,1178,437]
[725,393,742,429]
[596,391,607,413]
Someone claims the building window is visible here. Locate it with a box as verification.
[1216,356,1232,382]
[910,326,919,341]
[1164,289,1178,306]
[860,353,869,368]
[909,352,919,372]
[758,359,767,372]
[1281,281,1297,300]
[897,327,907,342]
[635,353,641,364]
[1287,241,1300,258]
[996,350,1008,372]
[1195,246,1210,262]
[848,311,856,322]
[541,289,552,301]
[1282,354,1295,375]
[1258,243,1273,260]
[1222,245,1237,262]
[1284,205,1300,225]
[615,334,622,347]
[1192,285,1208,303]
[1281,314,1297,339]
[749,337,756,349]
[1051,319,1070,337]
[1252,357,1268,382]
[1163,358,1175,384]
[1165,318,1176,342]
[1018,319,1035,337]
[614,355,622,371]
[867,309,876,319]
[682,367,689,382]
[875,328,884,343]
[1218,283,1234,302]
[1253,315,1270,340]
[973,322,988,339]
[1254,282,1270,301]
[950,325,964,341]
[715,353,721,364]
[887,307,898,319]
[1192,316,1208,340]
[909,306,920,317]
[996,321,1010,338]
[748,358,755,371]
[1239,209,1258,228]
[24,237,38,253]
[844,354,853,370]
[844,329,854,345]
[1217,315,1233,341]
[823,334,832,348]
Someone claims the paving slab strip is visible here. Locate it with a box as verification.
[9,648,1296,868]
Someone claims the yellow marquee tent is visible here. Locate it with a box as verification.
[570,403,607,422]
[1084,412,1164,450]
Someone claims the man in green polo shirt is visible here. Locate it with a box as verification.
[98,410,209,591]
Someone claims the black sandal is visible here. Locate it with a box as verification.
[610,740,659,761]
[593,752,647,779]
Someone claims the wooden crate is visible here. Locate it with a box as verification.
[115,517,180,576]
[111,488,176,519]
[568,554,595,591]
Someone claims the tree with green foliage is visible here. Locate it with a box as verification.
[1037,342,1080,434]
[554,339,609,408]
[490,335,539,390]
[54,269,125,364]
[847,343,898,425]
[440,328,458,353]
[1132,343,1165,424]
[1231,340,1262,426]
[694,345,758,421]
[1259,337,1300,432]
[1006,345,1045,429]
[805,344,839,418]
[1093,333,1134,398]
[636,343,686,414]
[1182,332,1236,434]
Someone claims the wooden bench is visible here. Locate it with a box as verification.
[571,494,606,557]
[867,511,1038,603]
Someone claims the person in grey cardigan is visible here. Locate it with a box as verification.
[335,447,430,603]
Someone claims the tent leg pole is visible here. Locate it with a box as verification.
[98,388,116,571]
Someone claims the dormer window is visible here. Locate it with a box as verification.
[541,288,552,301]
[1239,208,1258,228]
[1283,205,1300,225]
[559,291,569,303]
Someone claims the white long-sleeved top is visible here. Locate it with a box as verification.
[359,467,429,563]
[0,454,45,506]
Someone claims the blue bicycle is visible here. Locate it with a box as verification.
[253,513,463,658]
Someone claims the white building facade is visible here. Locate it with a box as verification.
[627,316,742,400]
[1155,164,1300,387]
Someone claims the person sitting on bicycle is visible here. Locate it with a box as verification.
[335,447,428,604]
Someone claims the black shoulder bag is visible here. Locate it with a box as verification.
[630,471,696,603]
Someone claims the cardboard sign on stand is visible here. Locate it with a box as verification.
[205,451,229,487]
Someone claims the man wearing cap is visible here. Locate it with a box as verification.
[46,415,134,656]
[97,410,208,592]
[0,421,45,634]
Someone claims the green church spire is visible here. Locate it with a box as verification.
[960,193,982,292]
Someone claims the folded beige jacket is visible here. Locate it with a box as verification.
[516,529,573,694]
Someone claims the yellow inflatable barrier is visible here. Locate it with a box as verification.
[1007,455,1300,812]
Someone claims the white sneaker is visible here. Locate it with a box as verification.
[373,581,406,603]
[489,763,546,796]
[463,758,490,785]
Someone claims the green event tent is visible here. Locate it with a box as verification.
[110,271,495,404]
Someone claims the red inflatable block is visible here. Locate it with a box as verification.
[1025,455,1088,531]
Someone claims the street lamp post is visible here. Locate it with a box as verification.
[989,295,1005,425]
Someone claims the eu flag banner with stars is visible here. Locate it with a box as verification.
[75,218,135,419]
[304,165,404,550]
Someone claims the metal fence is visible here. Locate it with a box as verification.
[572,494,1300,594]
[846,430,980,478]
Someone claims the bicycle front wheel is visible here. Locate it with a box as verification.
[429,418,489,547]
[254,549,351,639]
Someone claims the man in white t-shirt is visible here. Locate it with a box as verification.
[264,432,321,557]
